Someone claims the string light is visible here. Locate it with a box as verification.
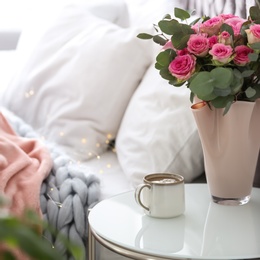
[22,91,116,172]
[24,89,34,98]
[81,138,87,144]
[43,235,55,249]
[46,194,63,208]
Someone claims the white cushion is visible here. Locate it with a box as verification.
[116,64,204,187]
[16,0,130,70]
[1,4,153,161]
[124,0,180,27]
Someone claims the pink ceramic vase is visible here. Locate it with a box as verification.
[191,100,260,205]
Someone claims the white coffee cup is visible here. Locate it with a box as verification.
[135,173,185,218]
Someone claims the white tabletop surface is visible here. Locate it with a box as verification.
[88,184,260,259]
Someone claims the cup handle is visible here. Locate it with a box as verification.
[135,184,151,211]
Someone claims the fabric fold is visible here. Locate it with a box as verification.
[0,112,53,216]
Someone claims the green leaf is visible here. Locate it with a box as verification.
[174,7,190,20]
[211,95,234,109]
[168,22,194,49]
[221,23,234,39]
[159,67,176,81]
[190,91,195,103]
[189,17,201,26]
[248,84,260,100]
[241,70,255,77]
[158,19,194,49]
[213,87,231,96]
[156,49,176,67]
[158,19,179,35]
[210,67,233,89]
[248,53,259,62]
[152,35,168,45]
[249,42,260,50]
[245,87,257,98]
[163,14,171,19]
[223,99,234,115]
[250,6,260,22]
[230,70,243,94]
[171,34,191,50]
[136,33,153,39]
[189,72,217,100]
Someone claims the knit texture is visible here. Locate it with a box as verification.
[1,107,101,259]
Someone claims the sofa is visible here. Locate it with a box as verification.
[0,0,259,259]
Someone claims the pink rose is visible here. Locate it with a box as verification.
[224,17,246,36]
[218,14,238,20]
[245,24,260,44]
[219,31,232,45]
[233,45,253,65]
[200,16,223,36]
[168,54,196,81]
[209,43,233,64]
[208,35,218,48]
[177,48,189,56]
[187,34,209,57]
[191,23,199,34]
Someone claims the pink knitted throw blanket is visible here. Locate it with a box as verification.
[0,112,53,216]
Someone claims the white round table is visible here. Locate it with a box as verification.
[88,184,260,260]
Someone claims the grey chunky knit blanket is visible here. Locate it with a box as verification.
[2,108,101,259]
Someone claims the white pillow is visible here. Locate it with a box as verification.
[1,5,153,161]
[116,64,204,187]
[124,0,179,27]
[15,0,130,71]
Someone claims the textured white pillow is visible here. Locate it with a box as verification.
[1,5,153,161]
[116,64,204,187]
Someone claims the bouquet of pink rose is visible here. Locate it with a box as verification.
[138,1,260,114]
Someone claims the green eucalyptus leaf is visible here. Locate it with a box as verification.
[210,67,233,89]
[171,34,191,50]
[241,70,255,77]
[159,67,176,81]
[253,19,260,24]
[168,78,185,86]
[221,23,234,39]
[155,62,164,70]
[163,14,172,19]
[248,85,260,100]
[174,7,190,20]
[245,86,257,98]
[153,35,168,45]
[223,99,234,115]
[158,19,193,48]
[249,42,260,50]
[136,33,153,39]
[248,53,259,62]
[156,49,176,67]
[230,72,243,94]
[250,6,260,21]
[158,19,179,35]
[190,91,195,103]
[189,17,201,26]
[213,87,231,96]
[189,72,217,100]
[211,95,234,109]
